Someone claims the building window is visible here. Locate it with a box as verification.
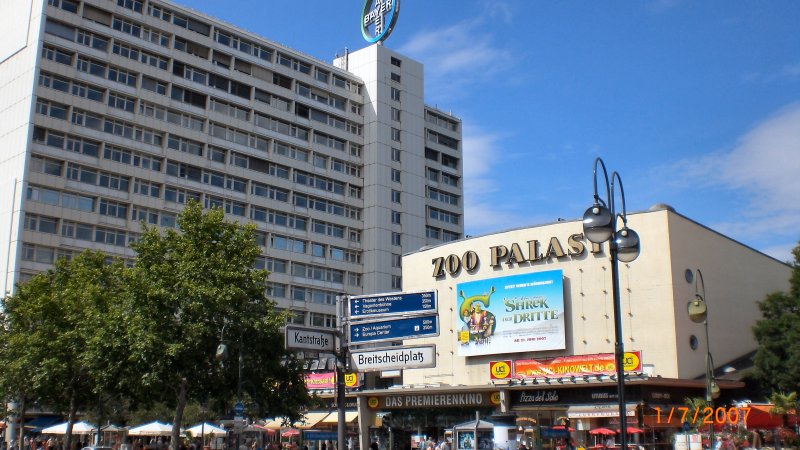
[390,72,401,83]
[391,169,401,183]
[391,107,401,123]
[391,232,401,246]
[391,148,401,162]
[390,87,401,102]
[391,56,402,67]
[391,210,401,225]
[391,128,401,142]
[392,275,402,290]
[391,189,401,204]
[391,253,401,268]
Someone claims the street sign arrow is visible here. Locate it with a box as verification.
[348,314,439,345]
[348,290,437,319]
[285,325,336,352]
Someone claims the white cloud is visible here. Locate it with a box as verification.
[396,8,515,103]
[461,124,521,234]
[663,103,800,258]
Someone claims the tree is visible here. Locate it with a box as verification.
[123,202,311,450]
[752,242,800,394]
[769,391,798,429]
[683,397,710,430]
[0,251,126,450]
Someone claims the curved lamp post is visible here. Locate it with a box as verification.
[687,269,719,446]
[216,320,244,450]
[582,157,641,450]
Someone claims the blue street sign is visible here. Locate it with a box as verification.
[349,290,437,318]
[234,401,244,415]
[349,314,439,344]
[541,428,570,439]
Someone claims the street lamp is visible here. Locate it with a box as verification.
[582,157,641,450]
[687,269,719,446]
[216,320,244,450]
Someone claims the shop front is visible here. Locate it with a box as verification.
[357,388,501,450]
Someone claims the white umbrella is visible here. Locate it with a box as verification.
[41,421,97,435]
[186,423,227,437]
[127,421,174,436]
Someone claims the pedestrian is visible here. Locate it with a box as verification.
[370,440,379,450]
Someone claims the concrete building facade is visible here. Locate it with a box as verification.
[351,206,791,449]
[0,0,464,333]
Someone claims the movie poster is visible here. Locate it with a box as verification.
[455,270,565,357]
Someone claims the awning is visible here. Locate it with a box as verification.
[263,418,287,430]
[319,411,358,424]
[24,416,63,432]
[745,404,796,429]
[568,404,637,419]
[296,412,331,429]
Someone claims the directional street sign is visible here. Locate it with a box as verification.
[285,325,336,352]
[234,401,244,415]
[349,290,437,319]
[348,314,439,345]
[350,344,436,372]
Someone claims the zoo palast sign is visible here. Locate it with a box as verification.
[432,232,606,278]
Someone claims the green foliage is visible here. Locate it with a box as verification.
[682,397,710,430]
[752,243,800,394]
[0,202,311,441]
[123,202,311,446]
[0,251,127,449]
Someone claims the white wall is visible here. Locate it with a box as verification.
[0,0,43,296]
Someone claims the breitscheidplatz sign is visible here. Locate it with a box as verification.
[361,0,399,43]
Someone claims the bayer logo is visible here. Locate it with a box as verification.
[361,0,400,44]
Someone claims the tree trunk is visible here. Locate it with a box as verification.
[171,378,188,450]
[64,390,77,450]
[17,396,26,450]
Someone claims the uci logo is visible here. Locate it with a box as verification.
[361,0,400,43]
[623,352,640,371]
[344,373,358,387]
[490,361,511,379]
[367,397,379,408]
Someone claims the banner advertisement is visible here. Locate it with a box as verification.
[304,371,362,390]
[456,270,565,356]
[304,372,335,390]
[512,351,642,379]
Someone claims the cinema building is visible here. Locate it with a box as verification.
[0,0,463,323]
[354,205,791,450]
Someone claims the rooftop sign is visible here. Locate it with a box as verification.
[361,0,399,44]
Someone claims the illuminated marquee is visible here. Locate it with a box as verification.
[361,0,400,43]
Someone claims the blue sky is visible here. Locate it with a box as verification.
[176,0,800,263]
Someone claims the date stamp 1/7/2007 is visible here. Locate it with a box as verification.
[654,407,751,425]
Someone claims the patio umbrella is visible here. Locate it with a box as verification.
[281,429,300,438]
[41,421,97,435]
[186,423,227,437]
[589,428,617,436]
[617,427,644,434]
[128,421,174,436]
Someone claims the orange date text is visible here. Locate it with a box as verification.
[654,407,750,425]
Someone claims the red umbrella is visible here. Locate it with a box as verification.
[281,429,300,438]
[617,427,644,434]
[589,428,617,436]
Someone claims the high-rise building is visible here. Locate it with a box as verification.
[0,0,464,330]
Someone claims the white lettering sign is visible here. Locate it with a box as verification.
[350,344,436,372]
[284,326,336,352]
